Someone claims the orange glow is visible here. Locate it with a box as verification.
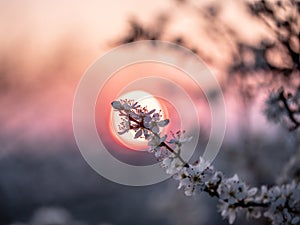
[95,62,195,152]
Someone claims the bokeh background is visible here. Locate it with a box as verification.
[0,0,299,225]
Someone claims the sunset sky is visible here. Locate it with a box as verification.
[0,0,276,158]
[0,0,277,156]
[1,1,295,225]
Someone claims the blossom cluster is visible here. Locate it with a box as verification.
[112,99,169,138]
[112,99,300,225]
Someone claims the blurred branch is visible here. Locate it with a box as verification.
[278,89,300,130]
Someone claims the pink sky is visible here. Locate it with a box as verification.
[0,0,277,155]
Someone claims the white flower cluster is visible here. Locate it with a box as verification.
[112,99,300,225]
[263,182,300,225]
[175,164,300,225]
[112,99,169,138]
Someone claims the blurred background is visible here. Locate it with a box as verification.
[0,0,299,224]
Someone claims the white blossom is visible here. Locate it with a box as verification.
[161,155,183,175]
[174,158,214,196]
[218,174,248,204]
[148,134,167,153]
[219,202,239,224]
[256,185,271,204]
[144,112,169,133]
[168,130,193,150]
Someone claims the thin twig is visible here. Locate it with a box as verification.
[278,90,300,130]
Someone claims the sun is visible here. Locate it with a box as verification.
[110,90,168,151]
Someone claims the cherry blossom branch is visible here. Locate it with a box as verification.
[126,113,188,166]
[112,99,300,225]
[160,142,189,167]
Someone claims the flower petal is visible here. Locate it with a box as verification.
[248,187,258,196]
[151,125,159,134]
[111,101,123,110]
[158,119,169,127]
[134,129,143,139]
